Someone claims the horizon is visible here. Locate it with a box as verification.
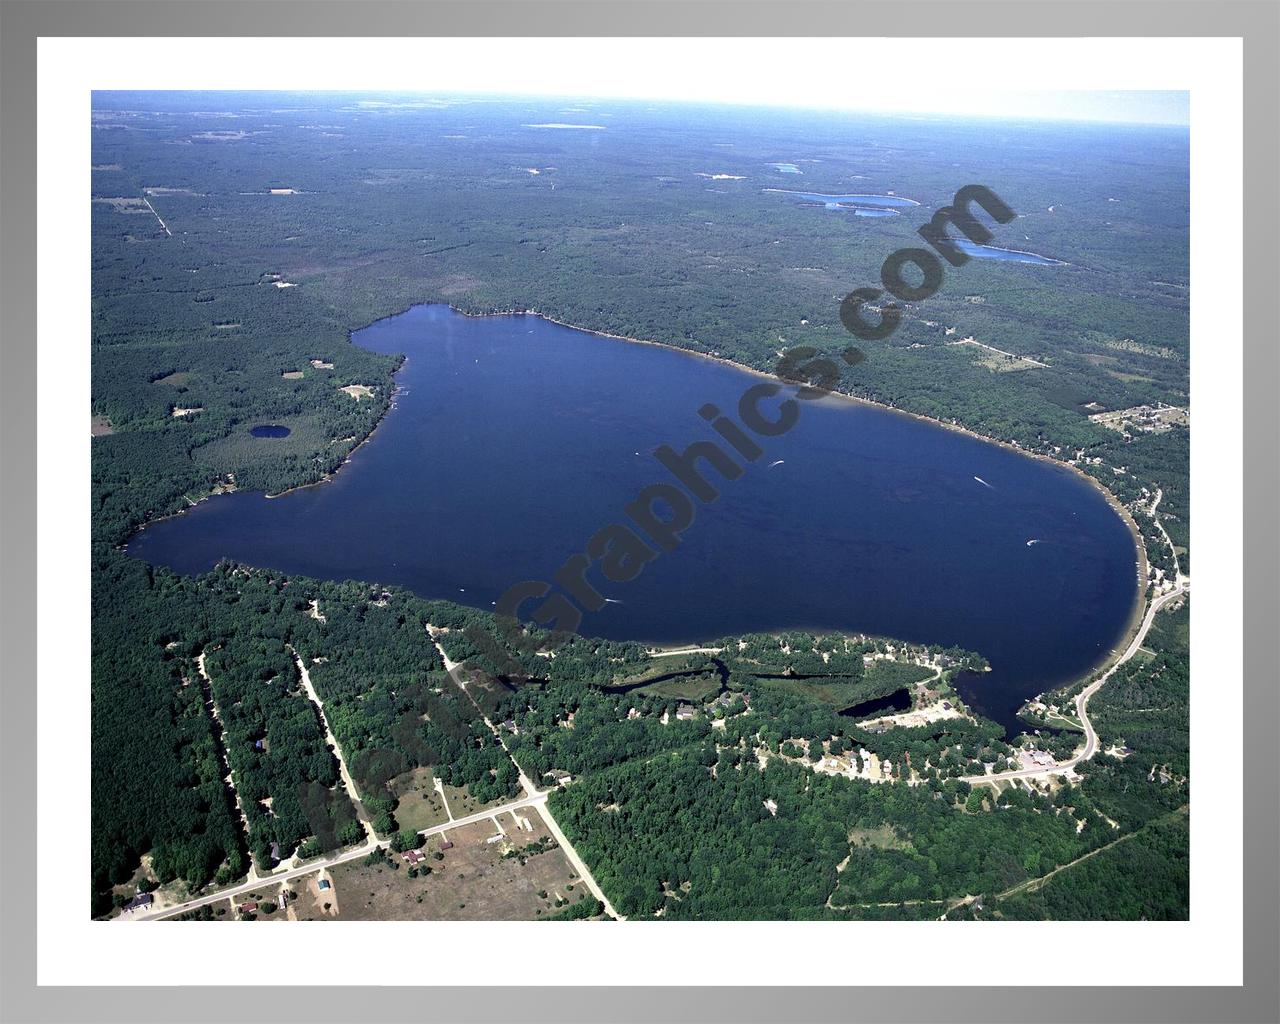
[92,87,1190,129]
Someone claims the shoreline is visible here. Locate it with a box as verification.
[446,304,1153,700]
[262,356,407,501]
[123,300,1152,688]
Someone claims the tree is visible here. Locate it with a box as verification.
[338,820,365,847]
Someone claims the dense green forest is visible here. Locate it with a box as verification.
[90,93,1189,919]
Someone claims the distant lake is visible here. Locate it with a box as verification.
[250,424,292,438]
[764,190,920,208]
[127,304,1138,734]
[766,189,919,217]
[951,237,1065,265]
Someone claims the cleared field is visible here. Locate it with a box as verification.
[153,371,192,386]
[293,809,589,920]
[634,673,722,702]
[388,767,450,832]
[442,783,515,819]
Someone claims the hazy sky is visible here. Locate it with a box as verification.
[845,90,1189,126]
[549,89,1190,126]
[362,87,1190,128]
[349,40,1192,127]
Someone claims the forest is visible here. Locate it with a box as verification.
[89,93,1189,919]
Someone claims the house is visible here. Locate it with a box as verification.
[269,841,281,862]
[675,704,697,721]
[403,849,424,865]
[709,692,743,712]
[238,901,258,914]
[439,839,453,851]
[544,769,573,787]
[500,719,518,734]
[317,879,331,891]
[252,738,265,752]
[120,892,154,913]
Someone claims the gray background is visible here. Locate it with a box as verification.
[1,1,1276,1022]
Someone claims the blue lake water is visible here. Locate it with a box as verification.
[250,424,292,438]
[766,190,919,216]
[127,304,1138,734]
[951,237,1065,265]
[764,190,921,208]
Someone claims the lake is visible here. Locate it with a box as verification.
[250,424,292,437]
[950,237,1065,265]
[126,304,1139,734]
[765,190,920,217]
[763,190,920,208]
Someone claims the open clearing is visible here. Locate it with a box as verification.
[1089,403,1189,436]
[340,384,375,400]
[948,337,1048,372]
[153,371,191,386]
[441,783,514,820]
[289,810,590,921]
[93,196,150,213]
[388,767,450,832]
[91,414,114,437]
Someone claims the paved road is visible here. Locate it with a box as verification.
[130,793,548,922]
[962,580,1188,785]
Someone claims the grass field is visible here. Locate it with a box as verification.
[388,767,450,833]
[291,809,584,921]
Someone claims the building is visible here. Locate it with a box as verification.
[439,839,453,851]
[238,901,258,914]
[675,704,697,721]
[544,769,574,787]
[317,879,331,891]
[403,849,424,865]
[120,892,154,913]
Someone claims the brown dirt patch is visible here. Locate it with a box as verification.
[294,810,585,921]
